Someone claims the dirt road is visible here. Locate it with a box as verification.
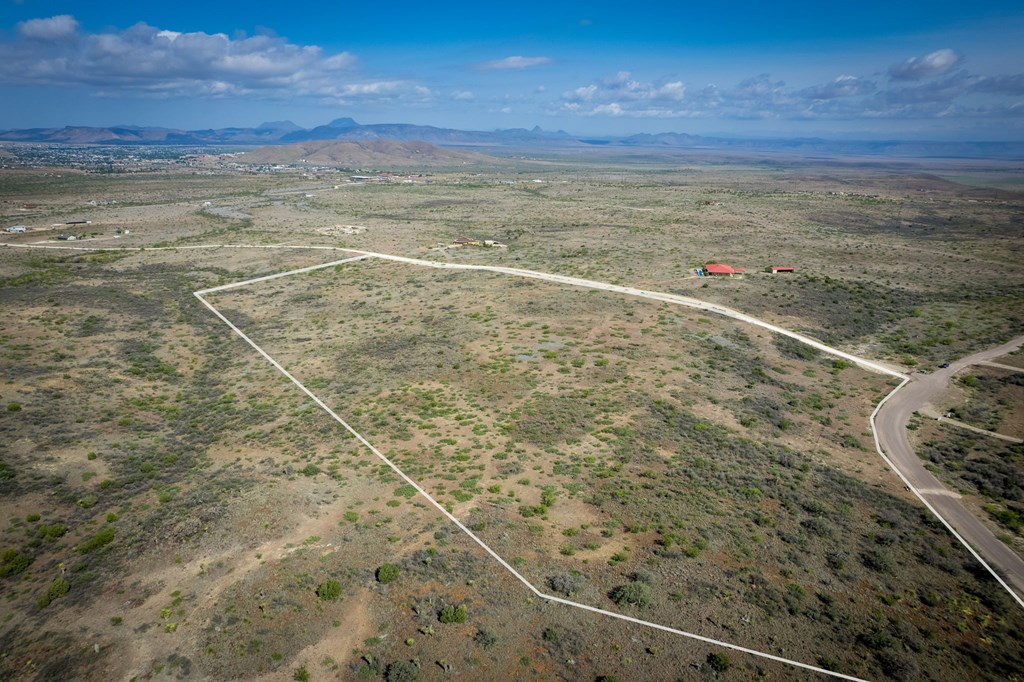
[874,335,1024,603]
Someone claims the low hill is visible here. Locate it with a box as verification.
[236,139,495,168]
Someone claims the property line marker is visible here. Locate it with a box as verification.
[196,256,869,680]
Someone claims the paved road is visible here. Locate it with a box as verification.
[874,335,1024,604]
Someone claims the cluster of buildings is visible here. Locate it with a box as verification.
[699,263,795,277]
[447,236,507,249]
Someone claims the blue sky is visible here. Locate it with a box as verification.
[1,1,1023,139]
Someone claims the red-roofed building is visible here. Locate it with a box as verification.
[704,263,745,276]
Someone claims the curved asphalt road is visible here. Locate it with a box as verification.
[874,335,1024,604]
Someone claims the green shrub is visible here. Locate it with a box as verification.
[384,660,420,682]
[25,513,40,523]
[773,335,820,361]
[609,581,654,608]
[547,573,583,596]
[37,523,68,542]
[707,652,731,672]
[37,577,70,608]
[519,504,547,518]
[985,504,1023,533]
[438,604,467,624]
[1,549,31,577]
[293,666,309,682]
[473,628,498,648]
[316,579,342,601]
[862,549,893,573]
[376,563,400,584]
[77,527,115,554]
[6,402,21,412]
[393,484,417,498]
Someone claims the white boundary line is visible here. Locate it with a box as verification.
[195,261,868,681]
[195,254,371,294]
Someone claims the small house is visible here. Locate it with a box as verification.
[770,266,795,274]
[704,263,745,276]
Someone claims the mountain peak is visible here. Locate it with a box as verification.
[327,117,360,129]
[257,120,302,132]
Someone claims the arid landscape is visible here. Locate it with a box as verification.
[1,144,1023,682]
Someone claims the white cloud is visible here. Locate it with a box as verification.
[800,75,876,100]
[18,15,78,41]
[559,67,1024,122]
[571,84,598,101]
[889,49,962,81]
[482,55,552,70]
[562,72,688,106]
[0,16,435,104]
[657,81,686,101]
[972,74,1024,95]
[593,103,623,116]
[451,90,474,101]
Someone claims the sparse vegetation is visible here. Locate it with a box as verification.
[0,153,1021,682]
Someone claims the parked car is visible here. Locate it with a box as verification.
[939,362,950,368]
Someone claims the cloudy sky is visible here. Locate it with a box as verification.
[1,1,1023,139]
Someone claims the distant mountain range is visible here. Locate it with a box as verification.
[2,117,1023,159]
[237,139,495,168]
[0,118,578,148]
